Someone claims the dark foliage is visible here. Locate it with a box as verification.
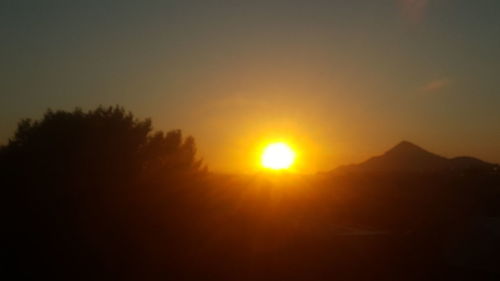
[2,106,205,280]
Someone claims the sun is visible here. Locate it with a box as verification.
[261,142,296,170]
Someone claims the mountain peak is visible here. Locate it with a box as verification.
[387,141,425,155]
[391,140,422,150]
[395,140,418,148]
[336,140,496,173]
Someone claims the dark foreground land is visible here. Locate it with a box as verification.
[3,108,500,280]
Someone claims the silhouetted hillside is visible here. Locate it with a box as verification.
[335,141,498,173]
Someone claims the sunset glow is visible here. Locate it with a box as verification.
[261,142,295,170]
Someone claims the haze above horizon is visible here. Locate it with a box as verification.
[1,0,499,172]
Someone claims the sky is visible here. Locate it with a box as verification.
[1,0,500,172]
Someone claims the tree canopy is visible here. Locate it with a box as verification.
[2,106,202,179]
[2,106,205,280]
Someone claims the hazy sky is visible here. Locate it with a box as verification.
[1,0,499,172]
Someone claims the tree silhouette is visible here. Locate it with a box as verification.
[2,106,204,280]
[3,106,202,178]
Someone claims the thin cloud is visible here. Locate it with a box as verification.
[397,0,430,24]
[422,78,451,92]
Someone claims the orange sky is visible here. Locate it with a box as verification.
[1,1,499,172]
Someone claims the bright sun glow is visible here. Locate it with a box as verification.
[261,142,296,170]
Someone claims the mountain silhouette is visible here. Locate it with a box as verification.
[336,141,497,173]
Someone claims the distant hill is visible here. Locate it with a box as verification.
[335,141,498,173]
